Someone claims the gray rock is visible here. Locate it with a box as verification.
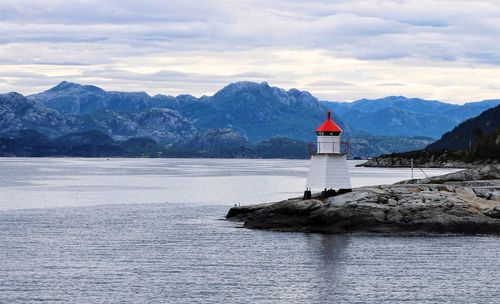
[483,206,500,219]
[326,191,372,206]
[490,191,500,202]
[455,187,477,196]
[387,198,398,206]
[402,165,500,184]
[227,165,500,235]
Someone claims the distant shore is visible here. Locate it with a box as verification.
[358,154,498,169]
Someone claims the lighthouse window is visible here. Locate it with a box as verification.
[316,131,338,136]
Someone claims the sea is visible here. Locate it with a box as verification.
[0,158,499,303]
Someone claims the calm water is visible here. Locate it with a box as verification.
[0,158,499,303]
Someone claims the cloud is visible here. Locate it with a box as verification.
[308,80,354,87]
[376,83,406,87]
[0,0,500,102]
[2,0,500,60]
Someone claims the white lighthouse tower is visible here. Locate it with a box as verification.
[304,111,351,199]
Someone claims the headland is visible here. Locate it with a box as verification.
[227,165,500,235]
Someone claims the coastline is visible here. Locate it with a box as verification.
[227,165,500,235]
[357,152,498,169]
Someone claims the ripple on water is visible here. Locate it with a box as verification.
[0,204,499,304]
[0,158,493,303]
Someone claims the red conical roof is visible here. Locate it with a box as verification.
[315,111,342,133]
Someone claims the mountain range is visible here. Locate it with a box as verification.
[1,81,499,158]
[325,96,500,139]
[360,105,500,167]
[426,105,500,152]
[0,92,197,145]
[28,81,345,143]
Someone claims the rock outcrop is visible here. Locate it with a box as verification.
[226,165,500,235]
[399,164,500,184]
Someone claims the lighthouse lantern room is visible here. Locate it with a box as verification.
[304,111,351,199]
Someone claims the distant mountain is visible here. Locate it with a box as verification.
[168,128,311,159]
[0,129,308,159]
[473,129,500,161]
[30,81,348,143]
[52,130,115,148]
[29,81,151,114]
[4,81,500,159]
[77,108,197,144]
[250,138,309,159]
[169,128,252,158]
[28,81,500,144]
[1,92,197,145]
[151,94,224,132]
[348,135,435,158]
[0,130,54,157]
[0,130,167,157]
[360,105,500,167]
[153,81,348,143]
[207,81,338,142]
[0,92,80,136]
[426,105,500,151]
[130,108,197,144]
[325,96,500,138]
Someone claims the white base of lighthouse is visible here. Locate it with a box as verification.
[305,154,351,189]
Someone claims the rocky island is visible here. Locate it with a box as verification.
[227,165,500,235]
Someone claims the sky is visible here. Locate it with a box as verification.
[1,0,500,103]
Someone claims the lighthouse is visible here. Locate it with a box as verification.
[304,111,351,199]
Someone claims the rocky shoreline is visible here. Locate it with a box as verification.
[358,156,499,168]
[226,165,500,235]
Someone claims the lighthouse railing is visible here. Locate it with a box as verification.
[308,142,349,155]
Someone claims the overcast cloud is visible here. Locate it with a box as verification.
[1,0,500,103]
